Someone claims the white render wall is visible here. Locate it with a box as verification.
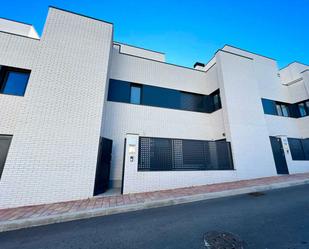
[0,8,113,208]
[114,43,165,62]
[0,18,39,39]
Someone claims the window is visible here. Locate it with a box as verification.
[276,103,289,117]
[107,79,130,103]
[180,92,206,112]
[0,66,31,96]
[261,98,277,115]
[305,101,309,113]
[276,104,283,116]
[298,103,307,117]
[143,85,180,109]
[262,98,309,118]
[130,84,141,104]
[281,104,289,117]
[213,93,221,110]
[107,79,222,113]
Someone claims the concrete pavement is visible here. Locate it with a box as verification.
[0,184,308,249]
[1,173,309,232]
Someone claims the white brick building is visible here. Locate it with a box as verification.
[0,7,308,208]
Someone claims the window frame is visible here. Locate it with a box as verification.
[0,66,31,97]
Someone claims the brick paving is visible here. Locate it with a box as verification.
[0,173,308,224]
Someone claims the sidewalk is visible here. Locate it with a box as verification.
[1,173,309,232]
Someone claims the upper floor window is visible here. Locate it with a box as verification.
[212,92,221,110]
[107,79,222,113]
[0,66,31,96]
[276,103,289,117]
[130,84,142,104]
[298,103,307,117]
[305,101,309,113]
[262,98,309,118]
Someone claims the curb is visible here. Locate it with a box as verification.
[1,179,309,233]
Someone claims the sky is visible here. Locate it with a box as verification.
[1,0,308,68]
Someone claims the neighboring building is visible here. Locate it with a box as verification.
[0,7,308,209]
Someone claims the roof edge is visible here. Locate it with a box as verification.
[49,6,114,26]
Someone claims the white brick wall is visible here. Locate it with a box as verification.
[102,49,225,187]
[0,7,308,206]
[0,8,113,208]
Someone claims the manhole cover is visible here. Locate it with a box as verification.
[204,231,247,249]
[248,192,265,197]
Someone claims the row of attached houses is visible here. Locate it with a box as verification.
[0,7,308,208]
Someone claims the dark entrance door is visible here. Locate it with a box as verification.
[0,135,12,179]
[269,136,289,174]
[93,137,113,195]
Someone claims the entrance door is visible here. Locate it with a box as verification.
[93,137,113,195]
[0,135,12,179]
[269,136,289,174]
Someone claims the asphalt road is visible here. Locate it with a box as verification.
[1,185,309,249]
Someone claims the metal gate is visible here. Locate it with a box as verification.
[138,137,234,171]
[93,137,113,195]
[269,136,289,174]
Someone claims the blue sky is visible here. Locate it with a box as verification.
[1,0,308,68]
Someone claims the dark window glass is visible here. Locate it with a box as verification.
[281,104,289,117]
[142,85,180,109]
[262,98,309,118]
[276,104,283,116]
[261,99,277,115]
[301,139,309,160]
[130,85,141,104]
[288,104,301,118]
[180,92,206,112]
[0,67,30,96]
[288,138,305,160]
[213,93,221,110]
[305,101,309,114]
[298,103,307,117]
[0,135,12,180]
[107,79,221,113]
[107,79,130,103]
